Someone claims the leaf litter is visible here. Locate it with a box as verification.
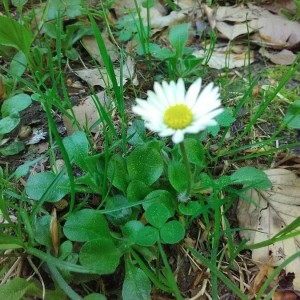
[238,169,300,290]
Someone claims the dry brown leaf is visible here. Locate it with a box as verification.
[150,10,188,29]
[112,0,169,29]
[215,5,258,40]
[237,169,300,289]
[249,5,300,49]
[249,257,275,297]
[193,45,254,69]
[82,35,118,65]
[75,56,136,88]
[62,91,110,135]
[216,5,259,23]
[0,76,6,101]
[259,48,296,65]
[273,290,299,300]
[176,0,198,10]
[216,21,256,40]
[262,0,296,15]
[215,4,300,49]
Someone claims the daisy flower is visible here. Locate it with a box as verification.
[132,78,223,143]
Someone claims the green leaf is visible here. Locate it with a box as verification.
[122,264,151,300]
[127,120,147,146]
[207,124,220,137]
[169,23,189,56]
[0,16,33,55]
[284,100,300,129]
[160,220,185,244]
[230,167,272,190]
[10,51,27,77]
[63,131,89,170]
[107,154,129,193]
[208,108,235,136]
[12,0,28,8]
[59,240,73,260]
[34,215,52,247]
[184,138,204,166]
[0,233,23,250]
[13,156,45,179]
[178,201,203,216]
[216,108,236,126]
[143,190,175,217]
[127,180,151,202]
[135,226,159,246]
[168,161,188,192]
[79,238,121,275]
[122,220,144,244]
[0,278,40,300]
[142,0,155,8]
[105,195,132,226]
[1,94,31,117]
[145,203,170,229]
[84,294,107,300]
[127,143,163,186]
[0,113,20,134]
[46,0,83,19]
[0,141,25,156]
[64,209,111,242]
[214,175,232,190]
[25,171,70,202]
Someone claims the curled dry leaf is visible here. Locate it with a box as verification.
[237,169,300,290]
[62,91,110,135]
[259,48,296,65]
[193,45,254,69]
[176,0,198,10]
[215,4,300,49]
[75,56,136,88]
[248,3,300,49]
[82,35,119,65]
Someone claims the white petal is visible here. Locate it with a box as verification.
[190,108,224,131]
[132,102,160,120]
[172,130,185,143]
[162,80,176,106]
[153,82,168,105]
[158,127,175,137]
[147,91,168,111]
[185,78,202,107]
[175,78,185,103]
[197,82,216,104]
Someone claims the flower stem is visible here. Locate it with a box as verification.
[179,142,192,200]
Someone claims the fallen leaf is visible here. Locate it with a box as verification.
[0,76,6,101]
[216,21,256,40]
[262,0,297,16]
[150,10,188,29]
[176,0,198,10]
[75,56,136,88]
[193,45,254,69]
[259,48,296,65]
[237,169,300,289]
[249,5,300,49]
[62,91,110,135]
[82,34,119,65]
[215,4,300,49]
[272,290,299,300]
[216,5,259,23]
[249,257,275,297]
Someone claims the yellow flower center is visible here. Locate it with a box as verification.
[163,104,193,129]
